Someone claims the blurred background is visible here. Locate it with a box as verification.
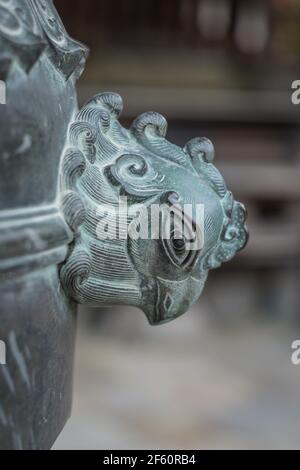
[54,0,300,449]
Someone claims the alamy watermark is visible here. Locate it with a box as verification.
[94,197,205,250]
[291,340,300,366]
[0,340,6,365]
[0,80,6,105]
[291,80,300,105]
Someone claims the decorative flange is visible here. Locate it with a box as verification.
[0,0,88,79]
[60,93,248,325]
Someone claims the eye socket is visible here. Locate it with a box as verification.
[171,234,186,253]
[161,208,202,269]
[165,232,199,269]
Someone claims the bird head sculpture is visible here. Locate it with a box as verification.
[60,93,248,324]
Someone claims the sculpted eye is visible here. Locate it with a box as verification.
[164,230,200,269]
[170,233,186,253]
[160,201,203,269]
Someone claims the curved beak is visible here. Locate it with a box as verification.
[142,275,207,325]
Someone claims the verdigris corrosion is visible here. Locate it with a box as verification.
[60,93,248,324]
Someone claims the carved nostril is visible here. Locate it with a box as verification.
[163,293,174,312]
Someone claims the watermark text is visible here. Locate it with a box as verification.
[291,340,300,365]
[291,80,300,105]
[95,197,205,250]
[0,340,6,365]
[0,80,6,105]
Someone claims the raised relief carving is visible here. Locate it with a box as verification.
[60,93,248,325]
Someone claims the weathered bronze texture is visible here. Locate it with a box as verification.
[60,94,248,325]
[0,0,248,449]
[0,0,87,449]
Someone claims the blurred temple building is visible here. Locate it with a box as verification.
[55,0,300,322]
